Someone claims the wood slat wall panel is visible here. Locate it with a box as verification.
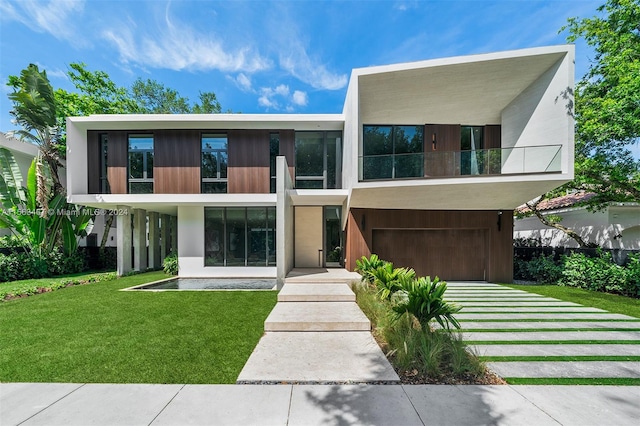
[87,131,100,194]
[107,131,128,194]
[484,125,502,149]
[279,129,295,179]
[424,124,461,177]
[345,208,513,282]
[155,130,200,194]
[228,129,270,193]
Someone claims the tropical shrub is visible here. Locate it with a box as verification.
[392,276,461,331]
[163,252,178,275]
[371,263,415,300]
[355,253,387,284]
[561,250,629,295]
[526,253,563,284]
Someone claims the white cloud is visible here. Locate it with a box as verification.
[258,85,308,111]
[292,90,308,106]
[236,73,253,92]
[102,7,271,73]
[279,41,347,90]
[0,0,86,46]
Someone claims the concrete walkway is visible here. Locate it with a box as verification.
[237,269,399,383]
[3,382,640,425]
[447,282,640,380]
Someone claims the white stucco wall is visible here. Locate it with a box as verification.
[501,49,574,176]
[514,205,640,249]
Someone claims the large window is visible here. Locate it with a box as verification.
[460,126,484,175]
[99,133,110,194]
[204,207,276,267]
[270,133,279,193]
[295,131,342,189]
[201,134,228,193]
[362,125,424,180]
[128,134,154,193]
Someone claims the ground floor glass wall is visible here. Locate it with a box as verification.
[204,207,276,267]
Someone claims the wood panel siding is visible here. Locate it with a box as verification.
[484,125,502,149]
[87,131,101,194]
[228,130,270,193]
[373,229,487,280]
[424,124,461,177]
[345,208,513,282]
[106,131,128,194]
[279,129,295,179]
[154,130,200,193]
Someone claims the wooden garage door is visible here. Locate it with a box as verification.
[372,229,487,281]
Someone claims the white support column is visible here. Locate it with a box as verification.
[116,206,132,276]
[133,208,147,271]
[160,214,170,260]
[276,156,294,289]
[148,212,160,269]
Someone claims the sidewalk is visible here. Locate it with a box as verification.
[2,382,639,425]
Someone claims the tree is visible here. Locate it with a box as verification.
[7,65,65,196]
[523,0,640,247]
[131,78,222,114]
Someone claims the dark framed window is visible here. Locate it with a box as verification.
[460,126,484,175]
[204,207,276,267]
[362,125,423,180]
[201,134,228,193]
[294,131,342,189]
[270,133,279,193]
[128,134,154,193]
[99,133,110,194]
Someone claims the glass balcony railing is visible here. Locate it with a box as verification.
[358,145,562,181]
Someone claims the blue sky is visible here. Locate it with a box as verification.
[0,0,604,131]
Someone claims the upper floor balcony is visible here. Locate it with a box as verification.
[358,144,562,181]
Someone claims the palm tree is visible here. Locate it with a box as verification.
[8,64,65,196]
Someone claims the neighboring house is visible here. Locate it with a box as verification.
[0,132,116,247]
[66,45,575,284]
[515,192,640,250]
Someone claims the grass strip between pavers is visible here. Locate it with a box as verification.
[504,377,640,386]
[481,356,640,362]
[460,311,611,314]
[462,328,640,332]
[460,319,640,322]
[466,340,640,345]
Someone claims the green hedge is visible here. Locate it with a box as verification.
[0,250,87,283]
[515,251,640,298]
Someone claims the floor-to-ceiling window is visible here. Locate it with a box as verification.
[204,207,276,267]
[460,126,484,175]
[325,206,343,267]
[99,133,110,194]
[201,134,228,193]
[295,131,342,189]
[362,125,423,180]
[269,133,279,193]
[128,134,154,193]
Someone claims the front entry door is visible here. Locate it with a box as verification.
[294,206,323,268]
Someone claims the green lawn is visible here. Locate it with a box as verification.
[0,271,277,384]
[505,284,640,319]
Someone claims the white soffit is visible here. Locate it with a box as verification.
[357,49,568,125]
[289,189,349,206]
[348,177,571,211]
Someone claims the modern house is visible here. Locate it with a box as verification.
[515,192,640,250]
[66,45,575,285]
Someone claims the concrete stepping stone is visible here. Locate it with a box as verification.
[460,321,640,330]
[277,284,355,302]
[237,332,399,383]
[461,306,607,312]
[456,301,580,307]
[472,344,640,357]
[457,313,636,320]
[463,330,640,341]
[265,302,370,331]
[488,361,640,378]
